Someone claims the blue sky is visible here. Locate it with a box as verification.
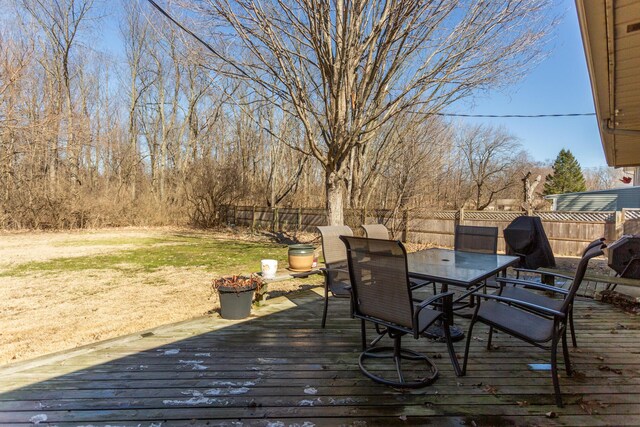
[97,0,604,168]
[451,0,605,168]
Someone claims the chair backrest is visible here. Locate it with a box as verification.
[563,243,606,312]
[454,225,498,254]
[317,226,353,267]
[582,237,606,256]
[361,224,390,240]
[340,236,414,329]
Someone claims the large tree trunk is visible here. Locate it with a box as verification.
[326,171,345,226]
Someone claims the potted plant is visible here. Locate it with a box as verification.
[212,274,264,320]
[288,244,316,271]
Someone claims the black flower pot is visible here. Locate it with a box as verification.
[217,284,256,320]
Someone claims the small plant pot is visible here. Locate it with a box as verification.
[217,284,256,320]
[261,259,278,279]
[288,244,315,272]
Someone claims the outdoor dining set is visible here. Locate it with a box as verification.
[316,219,607,407]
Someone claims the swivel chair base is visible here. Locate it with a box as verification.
[358,344,439,388]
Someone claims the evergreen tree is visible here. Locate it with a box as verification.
[543,149,587,195]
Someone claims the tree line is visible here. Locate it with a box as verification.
[0,0,620,229]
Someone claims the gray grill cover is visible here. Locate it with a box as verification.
[503,216,556,269]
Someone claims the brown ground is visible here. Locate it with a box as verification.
[0,228,322,366]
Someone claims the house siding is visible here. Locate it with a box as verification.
[549,187,640,211]
[616,189,640,209]
[555,194,617,211]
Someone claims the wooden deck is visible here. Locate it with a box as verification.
[1,288,640,426]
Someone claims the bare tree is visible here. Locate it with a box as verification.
[121,1,152,199]
[522,171,541,214]
[583,166,624,191]
[155,0,553,224]
[20,0,95,187]
[456,125,522,210]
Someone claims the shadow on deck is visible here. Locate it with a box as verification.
[1,288,639,426]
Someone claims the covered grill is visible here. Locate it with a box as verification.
[503,216,556,269]
[607,235,640,278]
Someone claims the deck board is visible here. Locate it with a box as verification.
[1,288,640,426]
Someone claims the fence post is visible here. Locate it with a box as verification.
[615,210,625,239]
[402,209,409,242]
[458,208,465,225]
[298,208,303,231]
[251,206,257,232]
[233,205,238,226]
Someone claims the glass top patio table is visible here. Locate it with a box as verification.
[407,248,519,289]
[407,248,519,341]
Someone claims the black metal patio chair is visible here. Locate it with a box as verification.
[317,225,353,328]
[361,223,391,240]
[462,242,606,407]
[341,235,462,387]
[451,225,500,307]
[455,225,499,254]
[506,237,606,347]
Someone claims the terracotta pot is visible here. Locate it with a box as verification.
[288,244,315,272]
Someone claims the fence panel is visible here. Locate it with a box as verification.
[223,205,622,257]
[624,209,640,234]
[278,208,298,230]
[407,211,456,247]
[300,209,326,232]
[235,206,253,227]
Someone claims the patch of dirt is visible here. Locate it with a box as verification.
[0,227,322,365]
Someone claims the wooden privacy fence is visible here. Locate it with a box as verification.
[223,205,640,257]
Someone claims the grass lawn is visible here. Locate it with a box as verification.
[0,227,322,365]
[2,234,288,276]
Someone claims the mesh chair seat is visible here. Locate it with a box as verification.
[329,275,351,297]
[477,300,554,343]
[415,306,442,332]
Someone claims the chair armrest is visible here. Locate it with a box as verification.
[319,266,349,276]
[495,277,569,295]
[514,268,574,281]
[413,291,454,338]
[415,291,455,310]
[474,292,565,318]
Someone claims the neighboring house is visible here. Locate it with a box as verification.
[545,187,640,212]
